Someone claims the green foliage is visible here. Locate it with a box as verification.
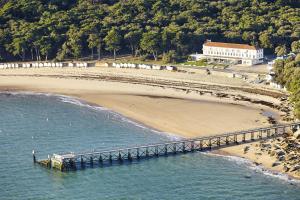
[185,59,208,67]
[104,27,122,60]
[275,45,288,56]
[295,54,300,62]
[291,40,300,53]
[140,30,161,61]
[274,56,300,119]
[162,50,176,64]
[0,0,299,61]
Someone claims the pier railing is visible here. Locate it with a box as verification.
[35,122,300,171]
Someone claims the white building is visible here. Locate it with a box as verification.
[200,41,264,66]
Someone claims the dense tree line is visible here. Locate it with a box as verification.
[273,54,300,119]
[0,0,299,62]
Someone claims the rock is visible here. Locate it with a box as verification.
[273,144,281,150]
[270,150,276,157]
[280,143,290,150]
[278,155,285,161]
[253,162,261,166]
[294,170,300,177]
[260,143,272,149]
[255,152,262,156]
[244,146,250,154]
[290,165,300,172]
[272,161,281,167]
[293,130,300,139]
[283,165,290,172]
[286,153,297,161]
[275,150,285,157]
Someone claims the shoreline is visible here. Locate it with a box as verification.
[0,68,296,181]
[209,150,300,182]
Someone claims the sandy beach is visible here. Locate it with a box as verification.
[0,67,285,136]
[0,66,295,178]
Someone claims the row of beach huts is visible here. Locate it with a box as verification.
[111,62,177,71]
[0,62,95,69]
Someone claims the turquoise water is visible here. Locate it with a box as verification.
[0,93,300,200]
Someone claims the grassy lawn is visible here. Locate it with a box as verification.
[182,59,208,67]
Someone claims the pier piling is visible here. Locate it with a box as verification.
[32,150,36,163]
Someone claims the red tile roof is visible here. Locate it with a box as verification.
[204,42,259,50]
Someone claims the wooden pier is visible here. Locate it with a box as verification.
[35,122,300,171]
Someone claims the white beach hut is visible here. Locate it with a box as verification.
[152,65,162,70]
[166,65,177,71]
[145,65,152,70]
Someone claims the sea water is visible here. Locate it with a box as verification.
[0,93,300,200]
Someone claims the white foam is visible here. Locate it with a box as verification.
[203,152,300,185]
[57,95,182,141]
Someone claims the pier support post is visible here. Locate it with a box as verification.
[274,128,278,136]
[99,155,103,166]
[109,153,112,164]
[90,157,93,167]
[191,141,194,151]
[128,150,132,161]
[69,159,76,170]
[164,145,168,156]
[200,141,203,151]
[234,135,238,144]
[217,137,220,147]
[251,132,254,140]
[80,156,85,169]
[225,137,229,145]
[182,142,186,153]
[32,150,36,163]
[137,148,140,160]
[155,146,159,157]
[267,129,270,138]
[118,151,123,163]
[173,143,176,154]
[208,139,212,149]
[146,148,149,157]
[242,134,245,143]
[48,155,51,168]
[258,131,262,139]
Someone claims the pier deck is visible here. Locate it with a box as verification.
[35,122,300,171]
